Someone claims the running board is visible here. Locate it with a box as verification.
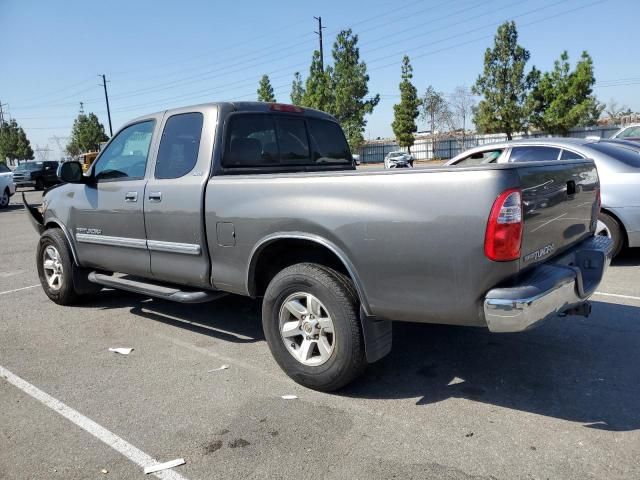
[88,272,225,303]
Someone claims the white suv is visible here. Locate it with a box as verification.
[0,163,17,208]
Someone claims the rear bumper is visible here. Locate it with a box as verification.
[483,236,613,333]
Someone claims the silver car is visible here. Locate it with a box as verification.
[384,151,413,168]
[611,123,640,143]
[445,138,640,256]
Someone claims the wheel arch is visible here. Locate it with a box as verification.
[600,207,629,247]
[247,233,372,315]
[43,218,80,266]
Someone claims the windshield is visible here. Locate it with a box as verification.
[15,162,42,171]
[589,143,640,168]
[389,152,405,158]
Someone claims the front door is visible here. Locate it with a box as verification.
[143,108,216,287]
[71,119,156,277]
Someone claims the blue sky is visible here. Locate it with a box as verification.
[1,0,638,158]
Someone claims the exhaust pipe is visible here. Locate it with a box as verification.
[561,302,592,318]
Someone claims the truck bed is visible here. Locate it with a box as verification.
[205,159,599,326]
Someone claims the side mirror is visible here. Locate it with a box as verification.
[58,161,84,183]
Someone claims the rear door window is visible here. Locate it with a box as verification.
[155,113,203,179]
[509,146,561,162]
[560,149,584,160]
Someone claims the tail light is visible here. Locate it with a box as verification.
[484,188,523,261]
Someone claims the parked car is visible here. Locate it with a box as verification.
[445,138,640,257]
[24,102,611,391]
[384,151,413,168]
[611,124,640,143]
[12,160,60,190]
[0,163,16,208]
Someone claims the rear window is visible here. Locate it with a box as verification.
[223,114,351,168]
[510,146,561,162]
[589,142,640,168]
[617,126,640,138]
[16,162,42,171]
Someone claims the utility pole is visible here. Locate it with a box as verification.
[0,100,7,124]
[99,74,113,137]
[313,16,326,71]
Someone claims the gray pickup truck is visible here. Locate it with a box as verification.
[25,102,612,391]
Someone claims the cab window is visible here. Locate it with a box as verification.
[94,121,154,181]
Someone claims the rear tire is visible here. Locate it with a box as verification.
[597,212,624,257]
[262,263,366,391]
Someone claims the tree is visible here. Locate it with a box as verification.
[472,21,532,140]
[301,50,333,112]
[66,112,108,157]
[257,74,276,102]
[329,29,380,150]
[420,86,450,134]
[605,98,628,124]
[0,120,34,164]
[420,86,451,156]
[290,72,305,105]
[391,56,420,152]
[449,86,476,133]
[527,51,603,134]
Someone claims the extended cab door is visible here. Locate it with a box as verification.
[143,107,217,287]
[71,119,156,276]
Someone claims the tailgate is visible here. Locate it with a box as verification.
[518,160,599,270]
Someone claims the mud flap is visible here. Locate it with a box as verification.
[22,192,44,234]
[360,307,392,363]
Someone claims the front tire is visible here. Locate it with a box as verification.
[35,178,45,191]
[597,212,624,257]
[36,229,101,304]
[0,188,9,208]
[262,263,366,391]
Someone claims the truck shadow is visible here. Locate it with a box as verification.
[611,247,640,267]
[79,289,264,344]
[344,300,640,431]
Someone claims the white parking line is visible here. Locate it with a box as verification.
[0,284,40,296]
[0,366,189,480]
[594,291,640,302]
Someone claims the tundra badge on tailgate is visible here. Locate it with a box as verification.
[524,243,555,262]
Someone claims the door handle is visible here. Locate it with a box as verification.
[148,192,162,202]
[124,192,138,202]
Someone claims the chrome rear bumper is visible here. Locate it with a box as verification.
[483,236,613,333]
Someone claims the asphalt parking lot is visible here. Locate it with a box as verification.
[1,190,639,480]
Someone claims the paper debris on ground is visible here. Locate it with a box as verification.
[143,458,185,474]
[281,395,298,400]
[108,348,133,355]
[207,364,229,372]
[101,468,108,474]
